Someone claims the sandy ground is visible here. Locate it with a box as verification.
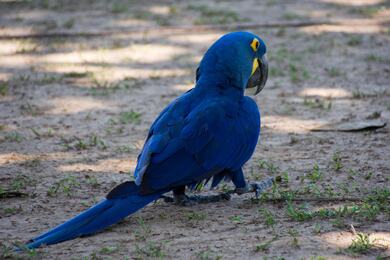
[0,0,389,259]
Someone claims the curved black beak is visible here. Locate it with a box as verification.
[246,54,268,95]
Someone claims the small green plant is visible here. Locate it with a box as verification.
[269,67,285,77]
[111,2,128,13]
[286,201,313,221]
[347,35,362,46]
[63,18,75,29]
[4,131,24,142]
[89,134,107,149]
[119,110,142,124]
[91,77,140,96]
[85,175,99,188]
[135,241,165,258]
[99,245,118,254]
[333,217,346,229]
[259,208,276,227]
[255,237,277,252]
[74,139,88,150]
[327,67,342,77]
[31,127,54,139]
[62,135,107,151]
[0,82,8,96]
[303,183,323,197]
[195,247,221,260]
[366,54,388,63]
[169,5,177,15]
[2,242,40,258]
[3,206,22,215]
[20,102,44,116]
[258,182,296,202]
[258,160,279,174]
[134,217,152,241]
[306,164,322,182]
[313,223,322,234]
[0,243,15,258]
[356,203,380,221]
[289,63,300,83]
[15,74,30,81]
[288,228,300,248]
[6,174,35,192]
[288,62,310,83]
[366,188,389,217]
[15,39,38,54]
[185,211,207,222]
[47,175,80,197]
[367,188,389,204]
[303,97,331,110]
[285,200,381,224]
[332,152,343,171]
[281,171,290,184]
[230,215,243,223]
[347,233,374,254]
[352,90,365,99]
[350,6,383,17]
[364,171,373,180]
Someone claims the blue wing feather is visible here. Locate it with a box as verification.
[135,92,260,193]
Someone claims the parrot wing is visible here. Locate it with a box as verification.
[136,96,260,194]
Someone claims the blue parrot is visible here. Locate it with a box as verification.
[25,31,269,249]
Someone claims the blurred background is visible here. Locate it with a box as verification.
[0,0,389,259]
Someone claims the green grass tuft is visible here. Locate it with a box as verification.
[347,233,374,254]
[119,110,142,124]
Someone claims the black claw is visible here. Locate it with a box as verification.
[220,192,231,201]
[235,186,249,195]
[161,195,174,203]
[174,194,195,206]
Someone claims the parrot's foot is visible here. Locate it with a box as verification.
[162,193,231,206]
[244,177,275,199]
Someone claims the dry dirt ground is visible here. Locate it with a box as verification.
[0,0,389,259]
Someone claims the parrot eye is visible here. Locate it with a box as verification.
[250,38,260,52]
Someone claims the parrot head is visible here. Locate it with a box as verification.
[197,31,268,95]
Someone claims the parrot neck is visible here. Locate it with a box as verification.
[195,74,244,99]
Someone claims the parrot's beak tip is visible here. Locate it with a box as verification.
[246,54,268,95]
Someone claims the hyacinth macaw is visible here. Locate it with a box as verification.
[25,31,269,249]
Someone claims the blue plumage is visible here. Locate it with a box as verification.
[24,31,268,249]
[26,192,162,248]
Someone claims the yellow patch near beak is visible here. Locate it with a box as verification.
[251,58,259,76]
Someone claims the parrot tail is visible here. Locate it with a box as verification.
[25,181,163,249]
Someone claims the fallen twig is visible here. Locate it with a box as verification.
[0,191,28,199]
[251,196,365,203]
[162,175,368,204]
[162,192,365,204]
[310,120,386,132]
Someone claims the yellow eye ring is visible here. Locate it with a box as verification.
[250,38,260,52]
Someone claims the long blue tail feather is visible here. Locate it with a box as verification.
[25,187,162,249]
